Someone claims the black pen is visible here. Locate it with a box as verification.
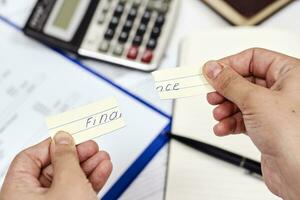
[170,133,262,176]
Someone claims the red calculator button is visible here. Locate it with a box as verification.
[141,50,153,63]
[127,46,139,60]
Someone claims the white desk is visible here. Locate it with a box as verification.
[1,0,300,199]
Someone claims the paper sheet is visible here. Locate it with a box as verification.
[152,67,214,99]
[0,20,169,198]
[46,97,125,144]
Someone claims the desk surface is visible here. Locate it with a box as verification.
[1,0,300,199]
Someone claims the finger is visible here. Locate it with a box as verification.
[50,132,86,188]
[39,173,52,187]
[253,77,268,87]
[207,92,226,105]
[39,140,99,185]
[81,151,110,177]
[39,164,53,187]
[77,140,99,161]
[218,48,300,87]
[88,160,112,193]
[213,112,245,136]
[213,101,238,121]
[203,61,261,108]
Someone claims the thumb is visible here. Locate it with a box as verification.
[50,131,86,187]
[203,61,258,108]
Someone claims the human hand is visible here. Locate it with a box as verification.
[0,132,112,200]
[203,48,300,200]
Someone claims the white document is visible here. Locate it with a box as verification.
[0,21,169,198]
[166,27,300,200]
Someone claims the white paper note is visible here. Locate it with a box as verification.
[152,67,214,99]
[46,97,125,144]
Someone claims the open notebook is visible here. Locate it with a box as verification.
[165,28,300,199]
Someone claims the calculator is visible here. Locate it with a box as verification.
[23,0,180,71]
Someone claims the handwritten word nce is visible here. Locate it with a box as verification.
[156,82,180,92]
[85,109,122,129]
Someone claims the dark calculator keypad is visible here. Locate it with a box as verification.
[132,35,143,46]
[137,23,147,35]
[128,7,138,20]
[151,26,161,38]
[99,0,174,66]
[155,14,165,26]
[104,28,115,40]
[109,16,119,29]
[147,38,157,49]
[119,31,129,43]
[141,10,152,24]
[114,3,124,17]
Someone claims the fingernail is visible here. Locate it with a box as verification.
[54,131,73,145]
[204,61,223,79]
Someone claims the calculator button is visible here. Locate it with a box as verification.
[128,7,138,20]
[118,31,129,43]
[141,50,153,63]
[123,20,133,32]
[104,28,115,40]
[155,14,165,27]
[141,10,152,24]
[98,40,110,52]
[150,26,161,39]
[114,3,124,17]
[109,16,119,29]
[137,24,147,35]
[147,38,157,49]
[127,46,139,60]
[113,44,124,56]
[132,35,143,46]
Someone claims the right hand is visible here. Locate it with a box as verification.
[203,48,300,200]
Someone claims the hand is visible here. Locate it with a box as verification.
[203,48,300,200]
[0,132,112,200]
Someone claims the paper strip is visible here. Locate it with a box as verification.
[152,67,214,99]
[46,97,125,144]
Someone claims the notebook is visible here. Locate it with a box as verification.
[165,27,300,199]
[202,0,293,25]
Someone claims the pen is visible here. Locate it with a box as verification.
[169,133,262,176]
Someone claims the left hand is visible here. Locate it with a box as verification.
[0,131,112,200]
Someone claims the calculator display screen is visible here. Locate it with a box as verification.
[53,0,80,30]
